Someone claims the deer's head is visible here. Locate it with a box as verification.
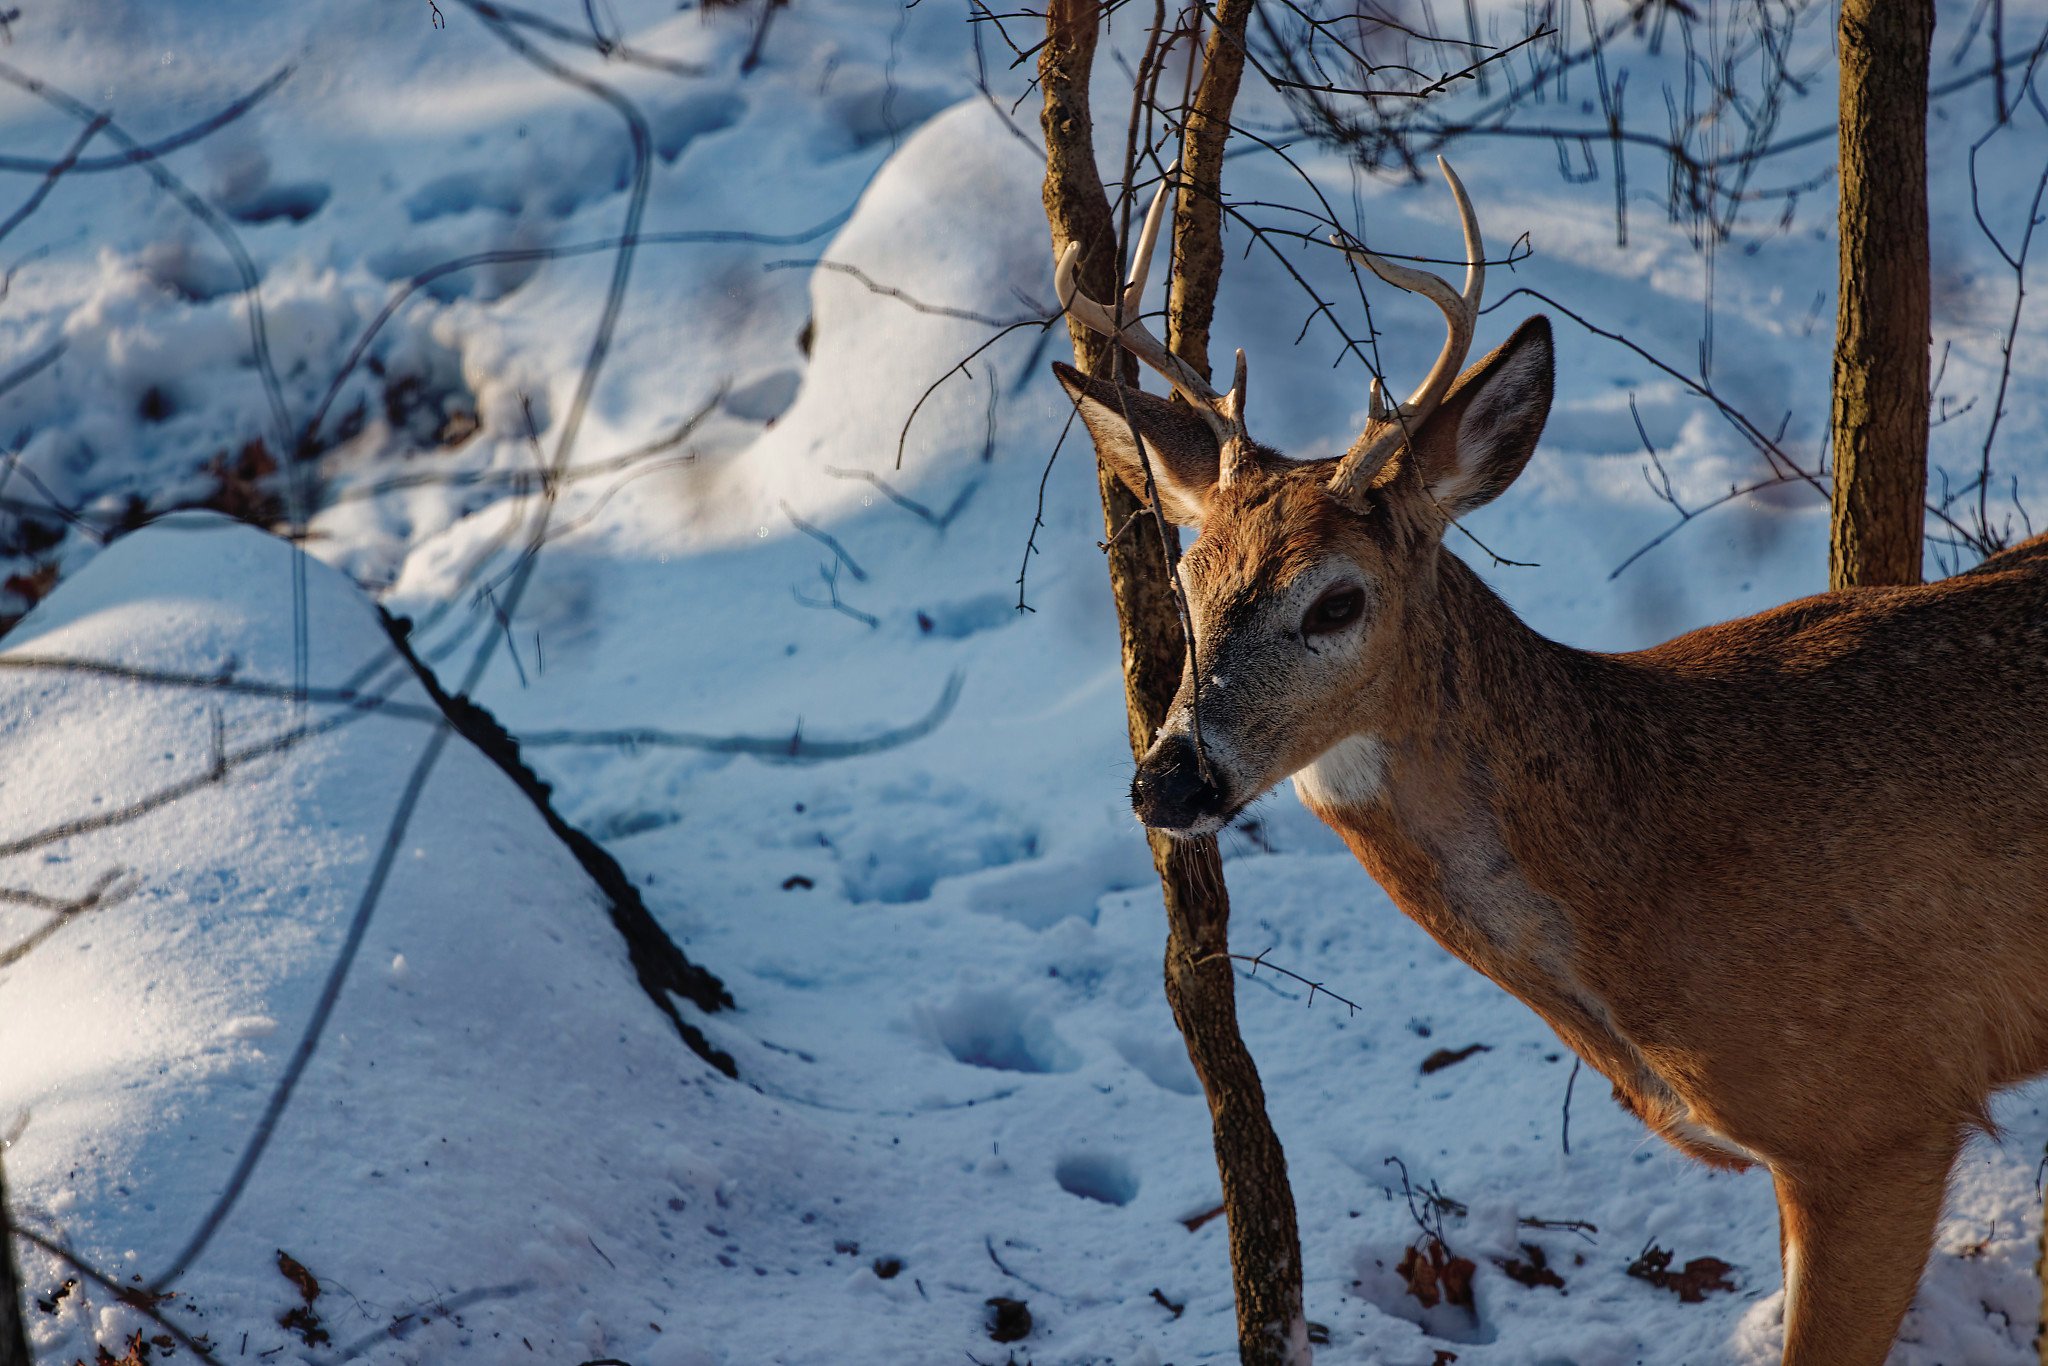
[1053,159,1554,835]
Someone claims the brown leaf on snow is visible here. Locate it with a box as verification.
[1496,1242,1567,1292]
[276,1249,329,1345]
[276,1249,320,1304]
[984,1295,1032,1343]
[279,1303,330,1347]
[1396,1244,1440,1307]
[1439,1250,1476,1310]
[1626,1241,1737,1302]
[1419,1043,1492,1075]
[81,1329,152,1365]
[1397,1237,1477,1313]
[202,438,283,524]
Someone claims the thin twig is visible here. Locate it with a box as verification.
[1198,947,1362,1015]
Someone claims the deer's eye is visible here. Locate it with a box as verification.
[1302,585,1365,637]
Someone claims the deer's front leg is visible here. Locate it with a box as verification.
[1770,1133,1959,1366]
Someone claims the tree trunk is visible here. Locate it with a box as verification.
[1040,6,1307,1363]
[1829,0,1933,589]
[1166,0,1254,370]
[0,1156,29,1366]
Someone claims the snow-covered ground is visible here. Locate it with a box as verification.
[4,1,2048,1362]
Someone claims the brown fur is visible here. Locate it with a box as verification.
[1056,317,2048,1364]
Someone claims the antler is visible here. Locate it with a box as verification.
[1330,155,1485,493]
[1055,171,1256,484]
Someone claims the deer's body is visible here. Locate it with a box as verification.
[1300,538,2048,1175]
[1051,160,2048,1362]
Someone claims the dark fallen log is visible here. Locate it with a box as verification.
[382,611,737,1077]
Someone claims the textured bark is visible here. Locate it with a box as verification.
[1041,6,1306,1362]
[0,1156,27,1366]
[1829,0,1934,589]
[1166,0,1255,372]
[1040,2,1124,387]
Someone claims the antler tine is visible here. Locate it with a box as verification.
[1367,376,1389,421]
[1118,161,1172,320]
[1053,169,1249,452]
[1330,155,1486,491]
[1218,348,1258,486]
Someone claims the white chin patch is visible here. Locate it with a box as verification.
[1669,1116,1763,1166]
[1291,735,1386,810]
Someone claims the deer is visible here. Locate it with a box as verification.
[1050,156,2048,1365]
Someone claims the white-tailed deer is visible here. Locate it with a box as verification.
[1052,157,2048,1365]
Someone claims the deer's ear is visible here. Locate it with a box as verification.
[1408,316,1553,519]
[1053,361,1220,525]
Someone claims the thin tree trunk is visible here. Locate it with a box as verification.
[1829,0,1933,589]
[1040,5,1307,1362]
[1167,0,1254,370]
[0,1156,29,1366]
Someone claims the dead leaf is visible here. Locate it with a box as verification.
[1419,1043,1492,1075]
[985,1295,1032,1343]
[201,439,283,524]
[1627,1241,1736,1302]
[1497,1242,1566,1291]
[276,1250,327,1345]
[1397,1237,1477,1314]
[276,1249,319,1304]
[279,1303,330,1347]
[1439,1250,1476,1310]
[1396,1244,1440,1307]
[80,1329,153,1365]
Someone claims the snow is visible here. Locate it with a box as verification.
[2,0,2048,1362]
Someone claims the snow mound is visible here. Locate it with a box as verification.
[0,516,734,1363]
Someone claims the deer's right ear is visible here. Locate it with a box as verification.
[1053,361,1221,525]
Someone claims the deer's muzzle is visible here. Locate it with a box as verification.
[1131,733,1232,834]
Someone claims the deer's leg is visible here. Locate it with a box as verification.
[1772,1134,1959,1366]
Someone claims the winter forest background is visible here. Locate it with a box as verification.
[1,1,2047,1362]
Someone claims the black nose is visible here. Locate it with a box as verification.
[1131,734,1229,831]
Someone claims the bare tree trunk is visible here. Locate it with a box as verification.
[0,1156,29,1366]
[1166,0,1254,369]
[1829,0,1933,589]
[1040,6,1307,1362]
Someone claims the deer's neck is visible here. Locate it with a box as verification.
[1296,551,1683,1123]
[1298,551,1629,847]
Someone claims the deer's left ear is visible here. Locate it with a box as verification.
[1408,315,1553,519]
[1053,360,1222,525]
